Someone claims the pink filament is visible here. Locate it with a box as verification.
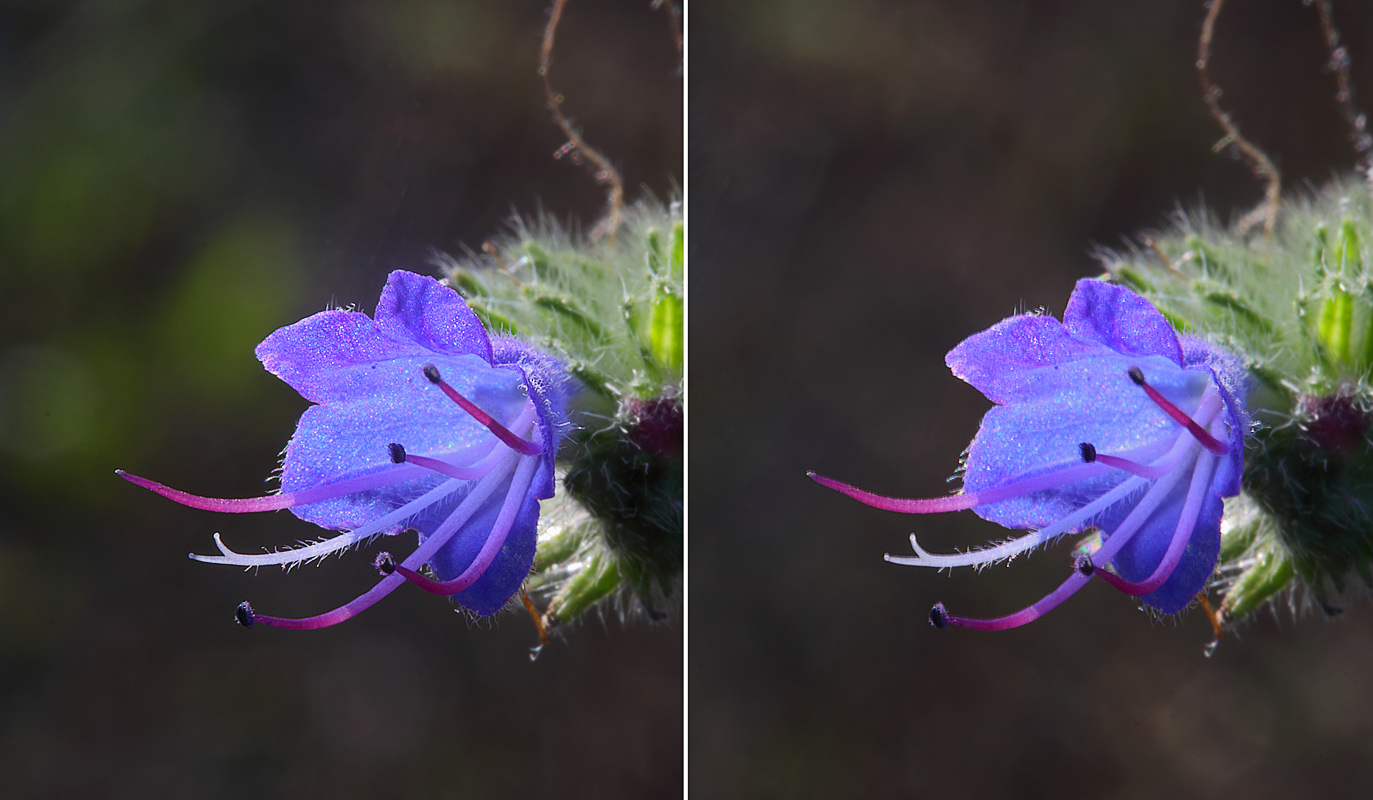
[425,365,542,456]
[936,441,1194,631]
[1130,367,1228,455]
[404,453,495,481]
[116,464,423,513]
[389,454,535,595]
[1084,450,1218,597]
[807,462,1106,514]
[246,452,523,630]
[1089,452,1177,480]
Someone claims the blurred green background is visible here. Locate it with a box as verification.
[0,1,681,797]
[693,1,1373,798]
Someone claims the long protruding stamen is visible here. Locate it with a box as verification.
[932,439,1195,631]
[1079,442,1178,479]
[389,453,540,595]
[884,472,1150,569]
[1128,367,1228,454]
[423,364,542,456]
[885,427,1195,569]
[192,476,462,567]
[243,451,517,631]
[116,464,424,514]
[190,412,532,568]
[389,442,493,481]
[808,462,1107,515]
[1081,450,1218,597]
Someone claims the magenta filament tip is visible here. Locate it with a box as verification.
[422,364,542,456]
[1128,366,1228,455]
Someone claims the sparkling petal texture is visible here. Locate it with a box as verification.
[428,480,543,616]
[375,268,494,363]
[954,278,1248,615]
[490,338,576,500]
[1062,277,1185,365]
[963,353,1207,529]
[1110,473,1225,613]
[814,278,1253,629]
[234,270,570,620]
[282,353,528,531]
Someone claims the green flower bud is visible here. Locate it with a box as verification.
[1105,176,1373,625]
[440,199,683,628]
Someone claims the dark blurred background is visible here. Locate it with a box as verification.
[0,2,681,798]
[692,1,1373,798]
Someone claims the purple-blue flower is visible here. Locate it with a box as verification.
[119,270,573,630]
[811,279,1250,631]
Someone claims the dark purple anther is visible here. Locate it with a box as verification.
[810,279,1250,631]
[1129,366,1229,455]
[422,363,543,456]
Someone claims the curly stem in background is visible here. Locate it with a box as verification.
[1313,0,1373,173]
[1198,0,1282,239]
[541,0,626,242]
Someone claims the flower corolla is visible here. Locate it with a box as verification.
[811,279,1250,630]
[120,270,573,630]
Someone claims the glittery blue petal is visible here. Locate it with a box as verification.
[945,314,1099,405]
[840,278,1252,625]
[256,309,419,404]
[259,271,568,535]
[1181,337,1252,496]
[1105,476,1224,615]
[375,269,494,363]
[964,353,1212,529]
[281,352,531,531]
[1063,279,1184,365]
[427,466,546,616]
[256,271,494,403]
[492,337,576,499]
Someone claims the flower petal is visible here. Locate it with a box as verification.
[492,337,576,498]
[256,271,495,403]
[1181,336,1251,496]
[945,314,1100,405]
[1063,279,1184,365]
[964,354,1209,528]
[427,465,546,616]
[282,353,531,531]
[256,309,422,403]
[1107,473,1224,615]
[375,270,493,363]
